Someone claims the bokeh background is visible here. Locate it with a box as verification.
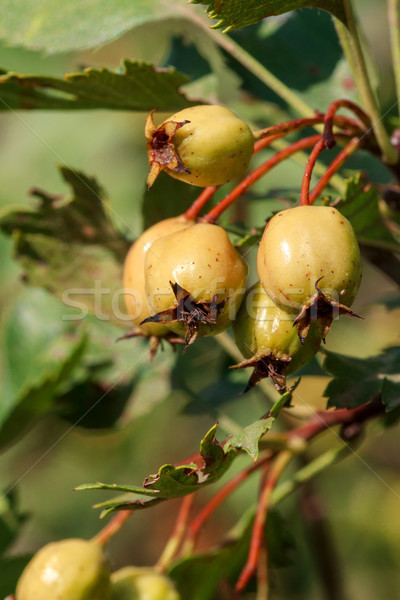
[1,1,400,598]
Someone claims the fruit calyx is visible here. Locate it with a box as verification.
[145,110,190,187]
[231,353,292,394]
[117,327,185,359]
[141,282,228,348]
[294,277,363,344]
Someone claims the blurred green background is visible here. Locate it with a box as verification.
[0,1,400,598]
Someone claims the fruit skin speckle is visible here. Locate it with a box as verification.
[256,205,362,314]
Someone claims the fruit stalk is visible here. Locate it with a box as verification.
[233,451,293,598]
[93,510,132,546]
[156,494,194,572]
[184,453,272,554]
[309,137,361,204]
[202,134,321,223]
[300,137,328,205]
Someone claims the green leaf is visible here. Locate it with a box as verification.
[0,166,129,325]
[190,1,346,32]
[224,417,275,460]
[0,1,176,53]
[0,289,88,450]
[0,554,32,598]
[322,346,400,411]
[0,488,28,555]
[338,175,400,253]
[270,379,301,419]
[78,424,237,514]
[0,60,193,111]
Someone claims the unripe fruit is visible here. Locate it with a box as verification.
[143,223,248,346]
[232,282,320,392]
[123,215,193,338]
[146,105,254,188]
[111,567,180,600]
[256,205,362,341]
[16,538,111,600]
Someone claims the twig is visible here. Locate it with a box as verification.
[233,451,293,598]
[156,494,194,572]
[93,510,132,546]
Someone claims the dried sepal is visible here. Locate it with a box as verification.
[230,353,292,394]
[141,282,228,349]
[117,327,184,359]
[145,110,190,188]
[294,277,363,344]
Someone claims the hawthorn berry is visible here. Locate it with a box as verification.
[15,538,111,600]
[122,216,193,354]
[146,105,254,188]
[143,223,248,346]
[111,567,180,599]
[256,205,362,342]
[231,282,321,392]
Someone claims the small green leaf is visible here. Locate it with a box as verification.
[0,61,193,111]
[78,424,236,512]
[323,346,400,410]
[224,417,275,460]
[190,1,346,32]
[270,379,301,419]
[339,175,400,253]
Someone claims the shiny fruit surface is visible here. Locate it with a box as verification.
[111,567,180,600]
[233,282,320,377]
[146,105,254,188]
[257,205,362,314]
[123,216,192,336]
[144,223,248,340]
[16,538,111,600]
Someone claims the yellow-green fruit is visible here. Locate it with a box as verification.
[144,223,248,339]
[16,538,111,600]
[257,205,362,314]
[123,216,193,336]
[111,567,180,600]
[233,282,320,375]
[163,105,254,187]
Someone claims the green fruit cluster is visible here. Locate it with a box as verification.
[15,539,181,600]
[122,105,363,392]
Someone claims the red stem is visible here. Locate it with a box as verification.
[183,185,219,221]
[93,510,132,546]
[254,114,363,143]
[156,494,194,572]
[234,452,292,598]
[186,453,272,550]
[300,137,327,206]
[202,134,321,223]
[309,137,361,204]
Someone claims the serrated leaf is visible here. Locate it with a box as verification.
[0,166,130,326]
[0,60,193,111]
[323,346,400,411]
[338,175,400,253]
[78,424,236,512]
[190,1,346,32]
[0,554,32,598]
[0,488,28,555]
[0,1,178,53]
[224,417,275,460]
